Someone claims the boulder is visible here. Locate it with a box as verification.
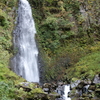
[51,82,58,90]
[82,85,90,93]
[16,82,40,92]
[70,80,81,89]
[43,88,50,93]
[57,81,64,86]
[56,85,64,95]
[48,93,60,100]
[95,88,100,97]
[43,83,51,88]
[88,84,96,91]
[76,81,85,89]
[16,82,32,92]
[71,79,91,89]
[69,89,80,97]
[93,74,100,84]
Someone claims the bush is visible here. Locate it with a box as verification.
[0,9,9,28]
[69,51,100,80]
[0,81,16,100]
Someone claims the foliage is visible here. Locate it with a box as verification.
[32,0,100,81]
[0,9,9,28]
[0,0,17,8]
[0,81,17,100]
[63,0,80,13]
[0,0,17,66]
[0,80,44,100]
[29,88,43,94]
[37,15,74,54]
[65,41,100,80]
[74,51,100,79]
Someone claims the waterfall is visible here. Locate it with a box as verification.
[63,85,71,100]
[11,0,39,82]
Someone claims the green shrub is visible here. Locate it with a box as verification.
[71,51,100,80]
[0,81,17,100]
[0,9,9,28]
[0,0,17,8]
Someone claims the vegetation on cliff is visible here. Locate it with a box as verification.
[29,0,100,82]
[0,0,56,99]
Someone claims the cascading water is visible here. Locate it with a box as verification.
[63,85,71,100]
[11,0,39,82]
[56,85,71,100]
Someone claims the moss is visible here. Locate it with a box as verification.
[0,63,25,83]
[30,88,43,94]
[71,78,79,82]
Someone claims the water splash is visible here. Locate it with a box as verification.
[11,0,39,82]
[63,85,71,100]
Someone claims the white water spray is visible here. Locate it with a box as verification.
[11,0,39,82]
[63,85,71,100]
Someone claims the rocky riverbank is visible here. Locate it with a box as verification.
[69,74,100,100]
[13,74,100,100]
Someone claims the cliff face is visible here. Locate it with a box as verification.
[28,0,100,82]
[78,0,100,36]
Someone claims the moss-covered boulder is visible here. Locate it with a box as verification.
[15,82,60,100]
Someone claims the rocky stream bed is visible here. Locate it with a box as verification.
[15,74,100,100]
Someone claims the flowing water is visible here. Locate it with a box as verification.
[56,85,71,100]
[63,85,71,100]
[11,0,39,82]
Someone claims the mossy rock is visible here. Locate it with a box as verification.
[71,78,79,82]
[95,88,100,97]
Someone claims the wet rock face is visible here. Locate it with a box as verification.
[43,88,50,93]
[42,82,59,94]
[56,85,64,96]
[69,74,100,99]
[92,74,100,97]
[71,80,81,89]
[42,83,51,93]
[82,85,90,94]
[42,81,71,100]
[93,74,100,84]
[71,79,91,89]
[43,83,51,88]
[88,84,96,91]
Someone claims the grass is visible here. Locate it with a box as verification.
[64,41,100,81]
[74,51,100,79]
